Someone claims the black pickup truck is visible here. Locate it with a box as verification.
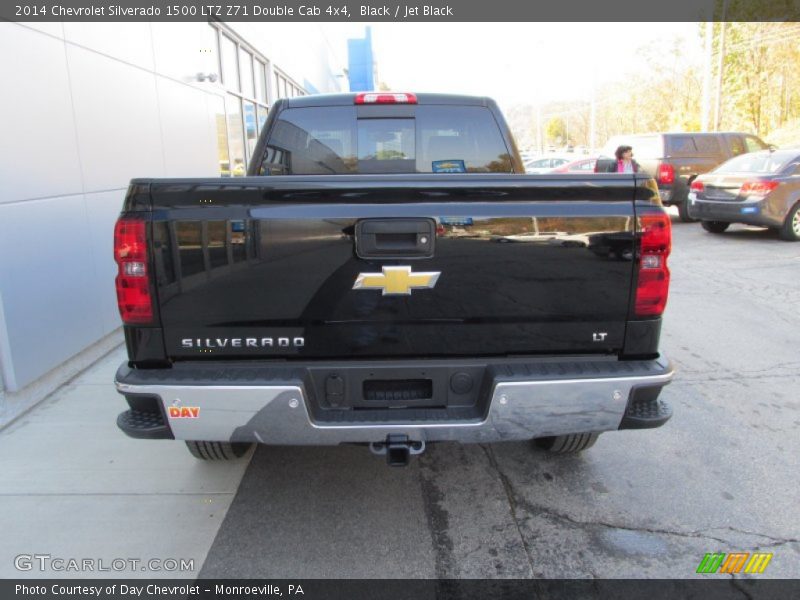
[114,92,674,465]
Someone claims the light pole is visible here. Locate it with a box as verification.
[713,0,730,131]
[536,102,543,154]
[701,20,713,131]
[589,69,596,153]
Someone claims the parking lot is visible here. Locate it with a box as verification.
[1,216,798,580]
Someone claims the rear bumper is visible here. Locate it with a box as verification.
[688,195,784,228]
[114,356,674,445]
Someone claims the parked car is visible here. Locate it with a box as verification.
[551,157,597,173]
[687,148,800,241]
[113,92,674,465]
[524,156,571,173]
[596,132,771,222]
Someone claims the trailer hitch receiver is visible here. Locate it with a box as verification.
[369,434,425,466]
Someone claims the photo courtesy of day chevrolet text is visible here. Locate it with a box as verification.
[15,584,305,597]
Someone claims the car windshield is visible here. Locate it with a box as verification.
[714,151,795,174]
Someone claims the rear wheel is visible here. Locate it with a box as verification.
[534,433,600,454]
[185,440,253,460]
[780,203,800,241]
[701,220,730,234]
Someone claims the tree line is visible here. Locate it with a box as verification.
[509,22,800,151]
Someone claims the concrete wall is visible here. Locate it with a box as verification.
[0,22,343,418]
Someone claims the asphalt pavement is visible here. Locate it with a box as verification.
[2,216,798,581]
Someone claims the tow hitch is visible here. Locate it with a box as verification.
[369,435,426,466]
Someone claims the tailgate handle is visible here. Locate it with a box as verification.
[356,219,435,259]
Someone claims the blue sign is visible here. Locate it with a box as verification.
[440,217,474,226]
[347,27,375,92]
[432,160,466,173]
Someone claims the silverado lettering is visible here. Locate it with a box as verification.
[181,338,305,349]
[114,92,674,466]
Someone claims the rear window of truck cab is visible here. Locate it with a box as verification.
[258,105,513,175]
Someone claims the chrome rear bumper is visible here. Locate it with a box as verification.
[115,356,674,444]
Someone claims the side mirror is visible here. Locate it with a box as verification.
[768,144,778,152]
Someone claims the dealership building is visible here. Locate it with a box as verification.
[0,21,352,425]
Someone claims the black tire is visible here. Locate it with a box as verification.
[677,197,697,223]
[185,440,253,460]
[534,433,600,454]
[779,203,800,242]
[701,220,730,234]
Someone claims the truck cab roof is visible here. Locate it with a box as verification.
[285,93,495,108]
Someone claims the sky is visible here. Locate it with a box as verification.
[319,22,704,109]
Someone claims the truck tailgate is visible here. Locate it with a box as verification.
[145,175,638,360]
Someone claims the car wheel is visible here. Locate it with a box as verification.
[677,198,697,223]
[533,432,600,454]
[701,221,730,234]
[779,203,800,241]
[185,440,253,460]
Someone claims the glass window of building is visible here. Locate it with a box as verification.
[220,34,239,92]
[239,48,255,99]
[255,60,267,103]
[210,25,304,174]
[211,95,230,177]
[226,94,246,176]
[257,106,269,132]
[243,101,258,159]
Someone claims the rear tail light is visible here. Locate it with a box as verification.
[657,163,675,186]
[354,92,417,105]
[635,213,671,317]
[690,180,704,193]
[739,180,779,197]
[114,217,153,324]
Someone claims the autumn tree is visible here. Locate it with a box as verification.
[545,117,568,145]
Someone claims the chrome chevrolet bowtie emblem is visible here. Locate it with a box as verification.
[353,266,441,296]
